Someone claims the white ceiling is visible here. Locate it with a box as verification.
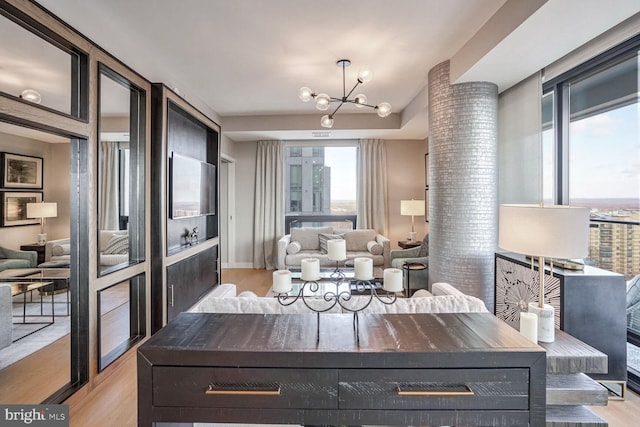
[9,0,640,143]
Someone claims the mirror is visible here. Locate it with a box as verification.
[97,274,145,371]
[97,64,145,275]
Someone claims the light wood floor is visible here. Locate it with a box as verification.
[49,268,640,426]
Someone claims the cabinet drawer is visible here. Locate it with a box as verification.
[339,368,530,410]
[153,367,338,408]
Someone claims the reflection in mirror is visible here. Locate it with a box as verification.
[0,11,77,115]
[0,122,72,403]
[98,274,145,371]
[98,65,145,275]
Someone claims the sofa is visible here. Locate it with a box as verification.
[189,282,489,315]
[0,246,37,272]
[277,226,391,270]
[45,230,129,266]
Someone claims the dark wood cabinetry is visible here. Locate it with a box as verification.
[165,245,218,323]
[139,313,546,426]
[495,252,627,384]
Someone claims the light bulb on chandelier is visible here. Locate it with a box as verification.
[298,59,391,129]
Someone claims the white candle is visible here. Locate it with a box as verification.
[383,268,403,292]
[519,312,538,343]
[327,239,346,261]
[354,257,373,280]
[301,258,320,281]
[272,270,292,293]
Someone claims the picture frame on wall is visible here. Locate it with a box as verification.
[1,152,43,189]
[1,191,42,227]
[424,153,429,187]
[425,187,429,223]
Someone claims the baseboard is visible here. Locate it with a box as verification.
[222,262,254,269]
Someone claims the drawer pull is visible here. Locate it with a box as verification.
[206,383,281,396]
[396,384,474,396]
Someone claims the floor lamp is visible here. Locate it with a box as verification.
[27,201,58,245]
[400,199,425,242]
[498,204,590,342]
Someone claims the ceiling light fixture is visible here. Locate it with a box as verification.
[298,59,392,128]
[20,89,42,104]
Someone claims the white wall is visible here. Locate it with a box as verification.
[0,133,71,250]
[228,138,427,267]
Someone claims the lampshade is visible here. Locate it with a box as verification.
[498,204,590,259]
[26,202,57,219]
[400,200,425,217]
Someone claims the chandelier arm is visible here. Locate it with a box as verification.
[345,100,378,109]
[344,80,362,101]
[329,101,346,118]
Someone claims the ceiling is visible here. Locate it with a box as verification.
[8,1,640,142]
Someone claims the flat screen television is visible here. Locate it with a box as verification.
[170,153,216,218]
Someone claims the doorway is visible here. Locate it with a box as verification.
[220,155,235,268]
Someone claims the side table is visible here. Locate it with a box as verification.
[20,243,46,265]
[402,262,427,297]
[398,240,420,249]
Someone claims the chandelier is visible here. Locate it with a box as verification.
[298,59,392,128]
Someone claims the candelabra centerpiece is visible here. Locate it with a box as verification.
[273,254,403,344]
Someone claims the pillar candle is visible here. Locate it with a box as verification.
[272,270,292,293]
[327,239,346,261]
[519,311,538,343]
[301,258,320,281]
[383,268,403,292]
[354,257,373,280]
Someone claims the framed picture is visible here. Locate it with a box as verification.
[425,187,429,223]
[1,191,42,227]
[424,153,429,187]
[1,152,43,189]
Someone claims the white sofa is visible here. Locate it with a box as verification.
[277,227,391,270]
[189,282,489,315]
[45,230,129,267]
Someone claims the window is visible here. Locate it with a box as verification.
[543,34,640,394]
[284,145,357,231]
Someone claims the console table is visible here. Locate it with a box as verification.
[138,312,546,426]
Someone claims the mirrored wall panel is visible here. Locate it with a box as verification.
[0,11,80,115]
[98,64,145,276]
[97,273,145,371]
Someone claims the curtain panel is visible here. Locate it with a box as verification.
[357,139,388,236]
[99,140,120,230]
[253,140,285,269]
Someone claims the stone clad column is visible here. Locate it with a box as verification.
[428,60,498,311]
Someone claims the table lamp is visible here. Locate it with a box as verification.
[26,201,58,245]
[498,204,590,342]
[400,199,425,241]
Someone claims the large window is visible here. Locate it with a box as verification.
[284,145,357,231]
[543,35,640,393]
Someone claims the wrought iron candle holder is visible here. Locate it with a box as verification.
[275,275,397,344]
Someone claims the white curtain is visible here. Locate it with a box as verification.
[253,140,284,269]
[357,139,388,235]
[99,141,119,231]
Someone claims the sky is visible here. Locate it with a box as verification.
[324,146,357,201]
[544,102,640,203]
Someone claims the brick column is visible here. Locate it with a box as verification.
[428,60,498,311]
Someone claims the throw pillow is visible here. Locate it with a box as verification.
[412,289,433,298]
[52,243,71,256]
[343,229,377,251]
[318,233,343,254]
[290,226,333,250]
[366,240,383,255]
[286,241,302,255]
[102,234,129,255]
[417,234,429,257]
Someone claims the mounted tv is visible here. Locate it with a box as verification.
[170,153,216,219]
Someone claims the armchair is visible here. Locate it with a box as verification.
[390,234,429,292]
[0,246,37,272]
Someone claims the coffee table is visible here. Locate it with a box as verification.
[267,267,385,297]
[8,280,55,341]
[0,268,70,316]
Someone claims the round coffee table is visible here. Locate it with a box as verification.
[402,262,427,297]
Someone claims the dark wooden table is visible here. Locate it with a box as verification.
[20,243,46,265]
[138,312,546,426]
[397,240,421,249]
